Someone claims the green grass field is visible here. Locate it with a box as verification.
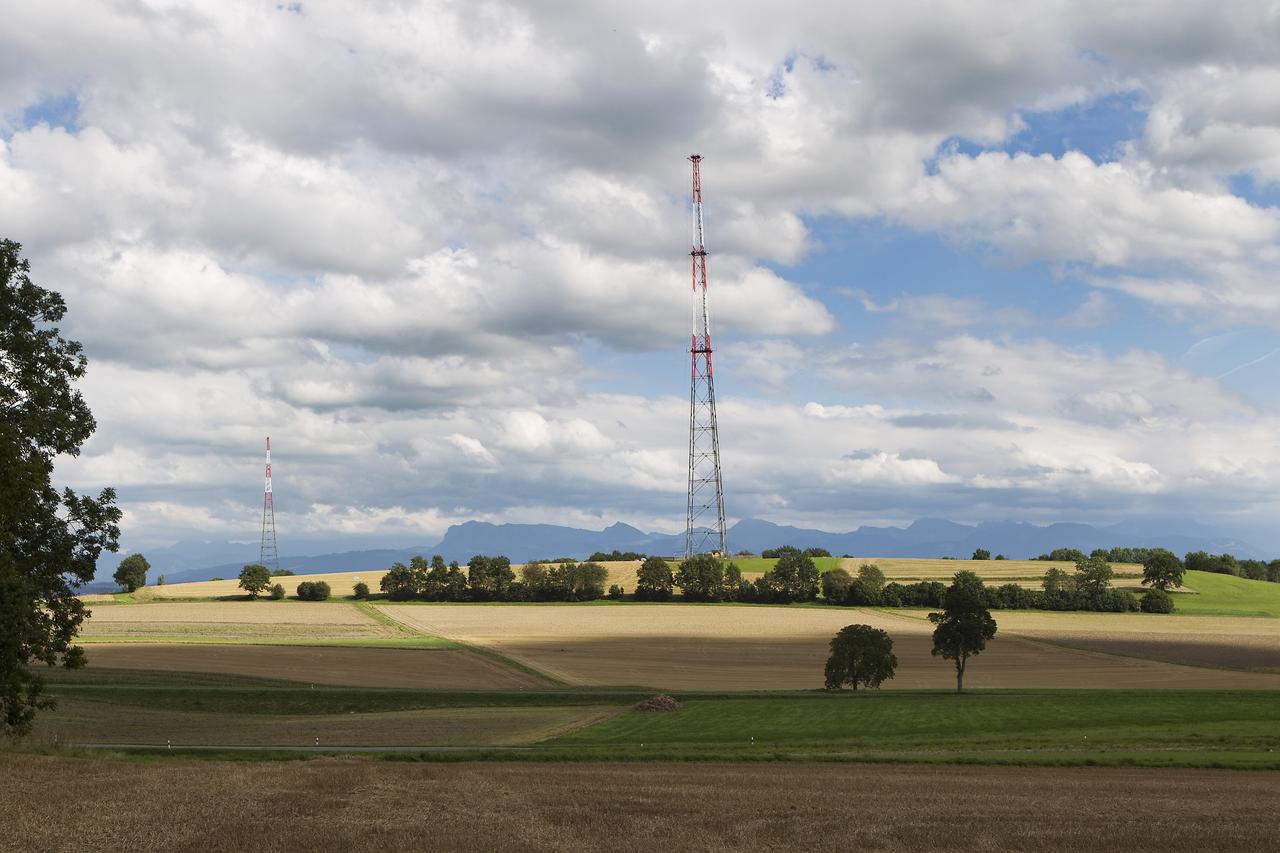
[729,556,842,574]
[28,667,1280,768]
[1175,571,1280,617]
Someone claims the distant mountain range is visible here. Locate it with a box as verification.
[87,517,1263,590]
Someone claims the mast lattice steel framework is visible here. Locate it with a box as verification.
[685,154,727,557]
[259,436,280,573]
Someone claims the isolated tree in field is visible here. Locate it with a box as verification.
[824,624,898,690]
[971,548,990,561]
[0,239,121,738]
[113,553,149,592]
[238,564,271,599]
[1140,588,1174,613]
[1142,549,1184,591]
[635,556,674,601]
[929,571,998,693]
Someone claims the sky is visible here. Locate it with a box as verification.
[4,1,1280,557]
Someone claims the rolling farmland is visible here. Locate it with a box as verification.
[377,603,1280,691]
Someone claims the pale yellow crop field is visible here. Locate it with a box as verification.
[80,601,398,644]
[377,603,1280,691]
[136,570,391,600]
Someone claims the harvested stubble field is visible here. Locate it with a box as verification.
[28,698,611,748]
[3,754,1276,852]
[83,644,549,689]
[923,610,1280,672]
[378,604,1280,691]
[80,601,402,644]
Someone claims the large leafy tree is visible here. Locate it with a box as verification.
[824,624,898,690]
[113,553,149,592]
[238,564,271,599]
[1,239,121,738]
[635,556,674,601]
[1141,548,1184,591]
[929,570,997,694]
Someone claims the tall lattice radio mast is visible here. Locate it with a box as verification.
[685,154,727,557]
[259,436,280,572]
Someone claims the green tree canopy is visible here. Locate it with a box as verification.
[675,554,726,601]
[636,556,674,601]
[1,240,121,737]
[971,548,991,560]
[929,571,998,693]
[468,554,514,600]
[821,567,853,602]
[238,564,271,599]
[1142,548,1185,591]
[824,624,898,691]
[113,553,150,593]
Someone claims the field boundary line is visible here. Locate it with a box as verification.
[371,605,568,687]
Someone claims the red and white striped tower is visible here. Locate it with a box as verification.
[259,436,280,572]
[685,154,727,557]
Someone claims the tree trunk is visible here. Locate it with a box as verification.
[956,658,965,694]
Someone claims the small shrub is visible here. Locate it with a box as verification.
[1140,588,1174,613]
[296,580,331,601]
[352,581,370,599]
[607,584,624,599]
[268,583,285,600]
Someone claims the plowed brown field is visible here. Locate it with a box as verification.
[83,644,550,689]
[3,755,1276,852]
[378,604,1280,691]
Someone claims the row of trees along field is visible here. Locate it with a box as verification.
[825,571,998,694]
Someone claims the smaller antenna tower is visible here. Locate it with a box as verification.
[259,436,280,572]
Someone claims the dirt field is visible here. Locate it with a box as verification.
[3,754,1276,852]
[83,644,549,689]
[80,601,400,644]
[28,699,611,748]
[377,604,1280,691]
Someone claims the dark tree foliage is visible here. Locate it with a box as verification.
[607,584,624,599]
[238,564,271,599]
[1036,548,1087,562]
[929,571,998,693]
[674,554,743,601]
[802,547,831,558]
[1184,551,1239,576]
[821,568,853,602]
[760,545,801,559]
[1140,588,1174,613]
[268,583,285,600]
[635,556,674,601]
[587,550,646,562]
[467,555,515,600]
[754,552,819,603]
[824,624,897,690]
[352,581,370,599]
[856,563,885,591]
[1,240,121,737]
[380,561,417,600]
[1141,548,1184,591]
[296,580,331,601]
[113,553,149,592]
[971,548,991,561]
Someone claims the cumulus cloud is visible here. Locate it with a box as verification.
[5,0,1280,556]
